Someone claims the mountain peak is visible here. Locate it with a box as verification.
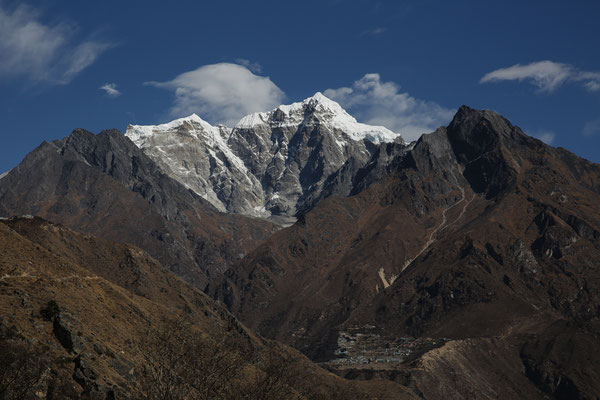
[448,105,528,152]
[309,91,328,101]
[126,113,225,149]
[304,91,342,109]
[127,113,213,132]
[275,92,345,117]
[235,93,402,144]
[234,93,341,128]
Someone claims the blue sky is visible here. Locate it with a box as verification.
[1,0,599,173]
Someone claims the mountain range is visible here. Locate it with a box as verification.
[1,94,599,399]
[125,93,403,224]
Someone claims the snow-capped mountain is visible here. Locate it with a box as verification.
[235,92,400,144]
[126,114,264,216]
[126,93,404,222]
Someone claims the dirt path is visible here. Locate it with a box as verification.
[0,272,102,283]
[400,184,473,273]
[444,192,475,231]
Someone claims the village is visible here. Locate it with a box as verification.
[323,326,448,369]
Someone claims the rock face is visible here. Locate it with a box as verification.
[0,129,276,289]
[126,93,404,223]
[125,115,265,216]
[52,314,83,354]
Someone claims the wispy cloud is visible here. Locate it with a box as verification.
[324,73,454,141]
[146,63,285,126]
[583,119,600,137]
[235,58,262,73]
[584,81,600,91]
[0,4,112,85]
[481,61,600,93]
[99,83,121,97]
[361,27,388,36]
[529,129,556,144]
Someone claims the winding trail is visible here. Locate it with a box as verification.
[0,273,102,283]
[400,185,473,273]
[444,192,475,231]
[378,184,474,291]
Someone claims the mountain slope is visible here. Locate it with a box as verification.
[213,106,600,398]
[3,103,600,398]
[0,129,276,288]
[126,93,403,222]
[0,216,416,399]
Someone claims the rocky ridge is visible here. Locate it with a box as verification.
[0,129,276,289]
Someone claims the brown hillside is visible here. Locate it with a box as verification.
[215,106,600,398]
[0,216,415,399]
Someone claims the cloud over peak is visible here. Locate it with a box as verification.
[146,63,285,126]
[481,61,600,93]
[235,58,262,73]
[0,4,112,85]
[148,67,452,141]
[324,73,453,141]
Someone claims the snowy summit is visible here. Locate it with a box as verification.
[236,92,402,145]
[125,93,406,221]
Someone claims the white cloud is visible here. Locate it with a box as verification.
[235,58,262,73]
[0,4,111,85]
[529,129,556,144]
[584,81,600,91]
[583,119,600,137]
[99,83,121,97]
[146,63,285,126]
[324,73,454,141]
[481,61,600,93]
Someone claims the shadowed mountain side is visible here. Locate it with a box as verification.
[212,123,471,356]
[212,106,600,399]
[0,129,277,289]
